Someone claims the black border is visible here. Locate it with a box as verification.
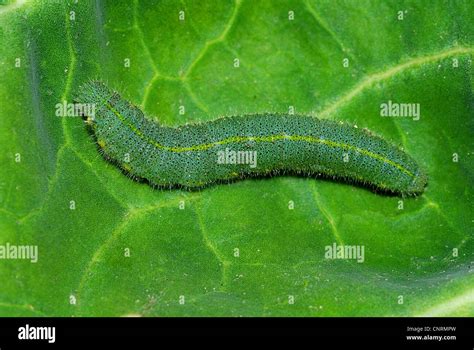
[0,317,472,346]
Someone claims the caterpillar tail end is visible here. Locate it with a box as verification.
[405,168,428,195]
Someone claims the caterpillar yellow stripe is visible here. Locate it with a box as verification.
[76,81,427,194]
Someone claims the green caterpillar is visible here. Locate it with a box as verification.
[75,81,427,195]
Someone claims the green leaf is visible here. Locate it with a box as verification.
[0,0,473,316]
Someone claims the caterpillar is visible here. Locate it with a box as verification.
[75,81,427,195]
